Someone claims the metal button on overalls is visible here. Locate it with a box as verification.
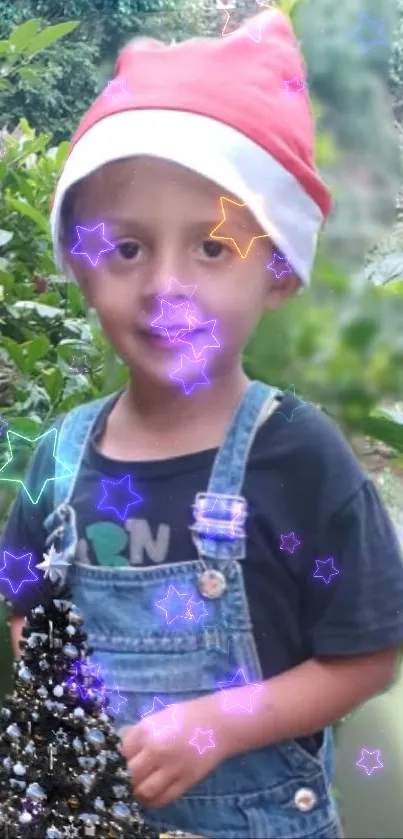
[294,787,317,812]
[197,568,227,598]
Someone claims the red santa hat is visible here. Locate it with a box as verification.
[50,9,332,286]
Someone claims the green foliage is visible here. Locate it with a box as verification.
[0,0,206,144]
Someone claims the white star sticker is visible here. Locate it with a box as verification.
[37,545,70,585]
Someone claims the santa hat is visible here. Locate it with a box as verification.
[50,9,332,287]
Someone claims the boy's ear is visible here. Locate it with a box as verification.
[263,272,301,311]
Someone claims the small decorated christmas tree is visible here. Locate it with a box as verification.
[0,547,162,839]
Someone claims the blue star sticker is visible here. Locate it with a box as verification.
[0,550,38,595]
[0,428,73,505]
[98,474,142,521]
[155,585,192,624]
[313,557,339,585]
[276,384,306,423]
[350,13,388,53]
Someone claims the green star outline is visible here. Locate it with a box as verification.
[0,427,73,505]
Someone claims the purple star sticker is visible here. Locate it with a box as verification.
[313,557,339,585]
[105,684,127,715]
[66,660,106,701]
[0,550,38,594]
[169,349,210,395]
[283,76,305,96]
[356,748,384,776]
[279,531,301,554]
[150,298,193,342]
[71,223,115,267]
[155,585,192,624]
[98,474,142,521]
[103,78,130,103]
[156,276,197,303]
[267,252,292,279]
[176,315,221,358]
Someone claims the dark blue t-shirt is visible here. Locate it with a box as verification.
[2,391,403,683]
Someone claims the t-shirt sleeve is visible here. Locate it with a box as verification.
[0,429,59,617]
[302,479,403,656]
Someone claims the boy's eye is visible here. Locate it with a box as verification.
[201,240,228,258]
[115,241,141,260]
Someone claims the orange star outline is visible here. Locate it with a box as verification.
[209,196,270,259]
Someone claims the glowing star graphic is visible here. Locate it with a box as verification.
[0,551,37,595]
[356,748,384,776]
[218,669,263,712]
[275,384,306,423]
[209,196,271,258]
[204,621,231,654]
[71,223,115,267]
[150,298,193,342]
[221,9,265,42]
[350,14,388,53]
[279,531,301,555]
[66,660,106,701]
[68,355,91,374]
[176,315,220,358]
[105,684,127,715]
[141,697,179,736]
[0,427,73,505]
[184,596,208,623]
[194,493,247,540]
[169,348,210,396]
[267,252,292,279]
[36,545,70,585]
[283,76,305,96]
[156,276,197,305]
[156,585,193,624]
[313,557,339,585]
[216,0,236,8]
[98,474,142,522]
[189,728,216,755]
[103,78,130,103]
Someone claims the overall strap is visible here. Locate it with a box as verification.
[53,393,118,509]
[191,380,280,562]
[207,379,279,496]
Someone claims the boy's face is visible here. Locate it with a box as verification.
[65,157,298,390]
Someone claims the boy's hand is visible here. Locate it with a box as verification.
[120,693,232,808]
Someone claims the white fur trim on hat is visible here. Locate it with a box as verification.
[51,109,324,286]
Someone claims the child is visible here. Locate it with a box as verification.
[2,9,403,839]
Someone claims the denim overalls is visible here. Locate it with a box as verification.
[44,381,342,839]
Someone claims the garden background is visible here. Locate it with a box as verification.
[1,0,403,834]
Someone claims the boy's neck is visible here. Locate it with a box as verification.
[104,366,251,460]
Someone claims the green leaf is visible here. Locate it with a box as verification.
[12,301,64,319]
[24,21,80,57]
[17,67,44,83]
[0,40,11,54]
[2,337,27,373]
[9,20,43,51]
[41,367,64,403]
[7,198,49,234]
[20,335,50,371]
[7,417,41,437]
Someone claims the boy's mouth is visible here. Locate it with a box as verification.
[141,324,203,345]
